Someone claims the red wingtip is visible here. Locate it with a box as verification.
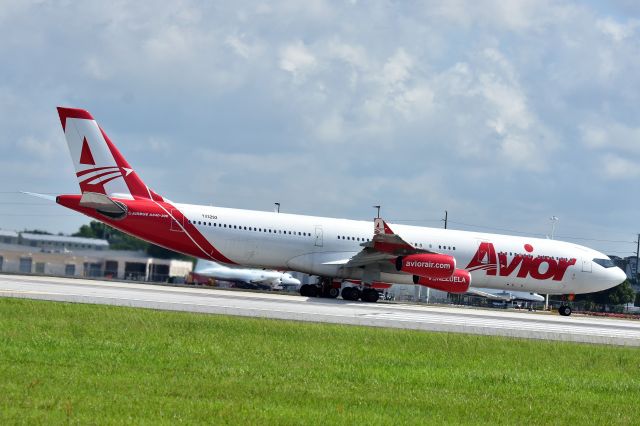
[57,107,94,131]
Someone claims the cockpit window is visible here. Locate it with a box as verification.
[593,258,616,268]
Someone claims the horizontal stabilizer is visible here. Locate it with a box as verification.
[21,191,56,202]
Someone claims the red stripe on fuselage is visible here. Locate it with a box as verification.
[56,195,235,264]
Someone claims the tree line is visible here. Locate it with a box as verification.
[73,221,190,260]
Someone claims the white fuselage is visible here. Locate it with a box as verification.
[176,203,626,295]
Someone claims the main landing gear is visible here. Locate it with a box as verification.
[299,278,379,303]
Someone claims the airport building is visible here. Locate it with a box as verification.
[19,232,109,251]
[0,230,192,282]
[0,230,19,245]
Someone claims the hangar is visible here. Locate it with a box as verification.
[0,230,192,282]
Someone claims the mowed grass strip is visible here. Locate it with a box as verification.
[0,298,638,425]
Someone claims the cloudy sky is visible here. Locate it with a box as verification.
[0,0,639,256]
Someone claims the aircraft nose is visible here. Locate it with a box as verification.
[610,267,628,286]
[594,266,627,292]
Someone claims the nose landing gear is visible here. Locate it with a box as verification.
[558,294,575,316]
[559,305,572,316]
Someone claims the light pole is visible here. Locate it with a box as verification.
[274,202,280,213]
[633,234,640,285]
[546,216,559,311]
[549,216,559,240]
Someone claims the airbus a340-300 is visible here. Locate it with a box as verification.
[44,107,626,316]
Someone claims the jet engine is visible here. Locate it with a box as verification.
[395,253,456,279]
[413,269,471,294]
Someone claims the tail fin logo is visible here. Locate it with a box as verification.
[79,137,96,165]
[76,166,124,187]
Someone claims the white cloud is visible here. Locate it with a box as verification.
[226,35,253,59]
[381,49,413,88]
[596,17,640,42]
[279,41,317,81]
[602,154,640,180]
[581,122,640,154]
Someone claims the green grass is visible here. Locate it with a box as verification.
[0,298,638,425]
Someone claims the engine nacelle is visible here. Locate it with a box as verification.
[413,269,471,294]
[395,253,456,279]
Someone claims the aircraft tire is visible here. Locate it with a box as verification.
[362,288,379,303]
[307,285,319,297]
[341,286,354,301]
[300,284,311,297]
[559,305,572,316]
[351,287,362,301]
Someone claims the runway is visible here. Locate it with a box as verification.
[1,274,639,346]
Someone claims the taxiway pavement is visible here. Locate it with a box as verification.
[1,274,639,346]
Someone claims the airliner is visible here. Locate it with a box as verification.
[192,259,301,289]
[48,107,626,316]
[468,288,545,303]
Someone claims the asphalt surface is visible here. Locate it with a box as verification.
[1,274,639,346]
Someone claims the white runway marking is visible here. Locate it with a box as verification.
[1,274,639,346]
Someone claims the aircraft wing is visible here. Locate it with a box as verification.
[467,287,545,302]
[467,287,512,301]
[344,218,435,268]
[249,276,279,285]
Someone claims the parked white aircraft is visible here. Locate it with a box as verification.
[468,288,545,303]
[192,259,301,289]
[49,107,627,316]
